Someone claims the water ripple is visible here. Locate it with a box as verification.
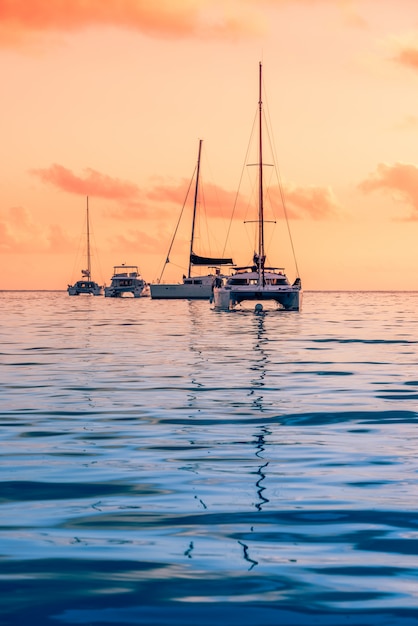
[1,292,418,625]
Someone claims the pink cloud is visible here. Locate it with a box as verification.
[108,179,242,224]
[31,163,173,221]
[265,183,341,219]
[0,0,366,49]
[30,162,339,225]
[36,166,240,222]
[0,0,264,47]
[393,45,418,71]
[359,162,418,220]
[30,163,141,200]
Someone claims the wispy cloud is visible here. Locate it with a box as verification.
[359,162,418,220]
[393,44,418,71]
[30,163,242,221]
[30,163,141,200]
[0,0,362,49]
[30,162,340,223]
[267,183,341,219]
[0,206,72,253]
[0,0,265,48]
[31,164,178,221]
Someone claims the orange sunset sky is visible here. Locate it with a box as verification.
[2,0,418,291]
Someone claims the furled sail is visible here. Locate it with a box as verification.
[190,253,233,266]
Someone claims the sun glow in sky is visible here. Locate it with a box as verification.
[2,0,418,290]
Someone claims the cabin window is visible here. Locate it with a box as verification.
[229,278,248,285]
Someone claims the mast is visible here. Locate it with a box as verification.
[188,139,203,278]
[258,62,265,286]
[86,196,91,280]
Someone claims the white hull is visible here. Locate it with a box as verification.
[150,283,212,300]
[213,285,302,311]
[104,283,146,298]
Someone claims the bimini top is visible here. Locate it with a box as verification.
[110,265,140,278]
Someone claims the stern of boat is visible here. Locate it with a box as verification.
[212,287,232,310]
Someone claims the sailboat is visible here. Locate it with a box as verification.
[213,63,302,311]
[150,139,233,299]
[67,197,103,296]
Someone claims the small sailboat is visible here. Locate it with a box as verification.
[213,63,302,311]
[104,264,147,298]
[67,197,103,296]
[150,139,233,299]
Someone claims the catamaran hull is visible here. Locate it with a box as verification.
[150,284,213,299]
[213,287,302,311]
[104,286,145,298]
[68,290,102,296]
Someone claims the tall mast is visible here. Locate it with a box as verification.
[258,62,265,285]
[188,139,203,278]
[86,196,91,280]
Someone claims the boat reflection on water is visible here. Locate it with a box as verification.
[248,310,271,512]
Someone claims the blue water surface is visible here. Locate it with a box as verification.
[1,291,418,626]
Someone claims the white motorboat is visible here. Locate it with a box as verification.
[213,63,302,312]
[67,197,103,296]
[150,139,233,300]
[104,265,147,298]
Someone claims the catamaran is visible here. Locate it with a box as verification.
[150,139,233,299]
[104,264,147,298]
[213,63,302,311]
[67,197,103,296]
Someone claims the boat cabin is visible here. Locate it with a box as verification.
[227,270,289,287]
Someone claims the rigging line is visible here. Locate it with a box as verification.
[199,184,212,257]
[166,261,188,271]
[263,82,301,278]
[90,225,105,286]
[197,147,229,258]
[242,167,259,263]
[199,172,228,257]
[202,145,229,227]
[86,199,105,285]
[221,108,259,260]
[198,156,211,257]
[69,211,86,283]
[157,164,197,283]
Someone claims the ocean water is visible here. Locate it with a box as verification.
[1,290,418,626]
